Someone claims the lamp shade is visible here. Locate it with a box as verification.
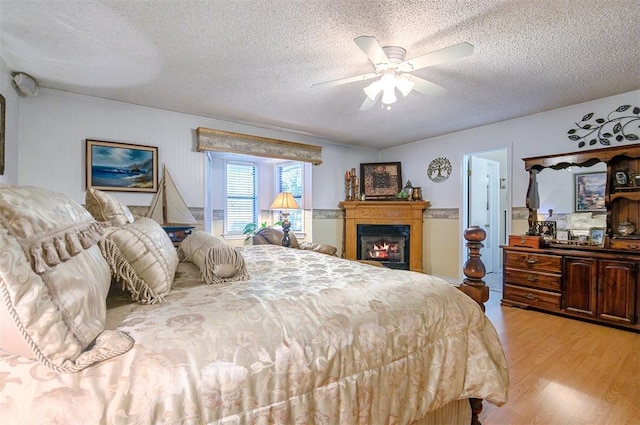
[270,192,300,210]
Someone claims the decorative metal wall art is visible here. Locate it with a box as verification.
[427,157,452,182]
[567,104,639,148]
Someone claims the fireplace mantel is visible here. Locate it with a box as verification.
[339,200,430,272]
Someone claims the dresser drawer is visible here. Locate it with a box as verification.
[503,284,562,311]
[609,238,640,251]
[504,251,562,273]
[504,269,561,292]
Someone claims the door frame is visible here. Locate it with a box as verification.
[461,148,512,277]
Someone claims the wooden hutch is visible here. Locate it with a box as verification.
[502,144,640,331]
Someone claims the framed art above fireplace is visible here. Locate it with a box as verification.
[360,162,402,200]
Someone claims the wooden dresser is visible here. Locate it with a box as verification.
[502,246,639,331]
[504,144,640,331]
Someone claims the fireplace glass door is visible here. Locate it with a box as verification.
[357,224,410,270]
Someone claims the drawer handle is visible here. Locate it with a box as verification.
[525,257,538,265]
[627,244,638,249]
[526,276,538,282]
[525,293,536,300]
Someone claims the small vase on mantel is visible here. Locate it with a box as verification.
[411,187,423,201]
[618,218,635,236]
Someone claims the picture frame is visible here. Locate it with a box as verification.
[589,227,606,247]
[574,172,606,212]
[360,162,403,200]
[86,139,158,192]
[613,169,630,187]
[556,229,570,242]
[538,221,556,239]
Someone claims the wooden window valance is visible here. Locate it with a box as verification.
[196,127,323,165]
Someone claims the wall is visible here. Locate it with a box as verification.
[383,90,640,280]
[9,85,639,280]
[13,88,379,251]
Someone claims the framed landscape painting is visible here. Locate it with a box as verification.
[574,172,606,212]
[86,139,158,192]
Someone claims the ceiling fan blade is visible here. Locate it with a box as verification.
[312,72,378,88]
[398,42,474,72]
[359,92,381,111]
[403,75,448,97]
[354,36,390,67]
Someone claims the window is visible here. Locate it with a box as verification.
[225,161,257,233]
[276,162,303,231]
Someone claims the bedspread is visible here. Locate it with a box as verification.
[0,245,508,424]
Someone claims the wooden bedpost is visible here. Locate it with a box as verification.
[458,225,489,312]
[457,226,489,425]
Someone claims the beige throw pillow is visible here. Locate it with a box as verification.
[0,184,133,372]
[100,217,178,304]
[85,187,135,227]
[177,231,250,284]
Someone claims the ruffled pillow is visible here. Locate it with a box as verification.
[85,187,135,227]
[0,184,133,372]
[177,231,250,284]
[100,217,178,304]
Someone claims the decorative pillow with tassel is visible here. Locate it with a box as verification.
[100,217,178,304]
[85,187,135,227]
[0,184,133,372]
[177,231,250,284]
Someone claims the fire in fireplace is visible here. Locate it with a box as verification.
[357,224,411,270]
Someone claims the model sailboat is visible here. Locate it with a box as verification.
[146,164,197,244]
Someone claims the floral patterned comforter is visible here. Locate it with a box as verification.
[0,245,508,424]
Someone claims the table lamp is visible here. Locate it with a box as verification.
[270,192,301,247]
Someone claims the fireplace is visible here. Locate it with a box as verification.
[357,224,410,269]
[339,200,429,272]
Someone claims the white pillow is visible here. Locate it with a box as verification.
[85,187,135,227]
[177,231,250,284]
[100,217,178,304]
[0,184,133,372]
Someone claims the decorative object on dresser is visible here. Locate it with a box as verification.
[508,234,542,249]
[86,139,158,193]
[618,218,635,236]
[360,162,402,200]
[538,220,556,240]
[504,143,640,331]
[146,164,197,246]
[269,191,301,247]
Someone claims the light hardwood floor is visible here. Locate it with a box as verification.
[479,292,640,425]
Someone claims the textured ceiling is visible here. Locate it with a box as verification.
[1,0,639,149]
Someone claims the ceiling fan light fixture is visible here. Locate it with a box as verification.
[396,76,415,97]
[380,73,396,91]
[363,80,382,101]
[381,87,397,105]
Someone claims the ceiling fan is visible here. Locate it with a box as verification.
[312,36,474,111]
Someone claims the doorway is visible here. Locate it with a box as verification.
[462,149,509,287]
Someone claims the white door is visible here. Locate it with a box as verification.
[469,156,500,273]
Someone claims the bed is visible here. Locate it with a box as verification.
[0,185,508,425]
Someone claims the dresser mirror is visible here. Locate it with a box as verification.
[522,144,640,248]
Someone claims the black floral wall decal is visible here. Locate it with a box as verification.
[567,105,639,148]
